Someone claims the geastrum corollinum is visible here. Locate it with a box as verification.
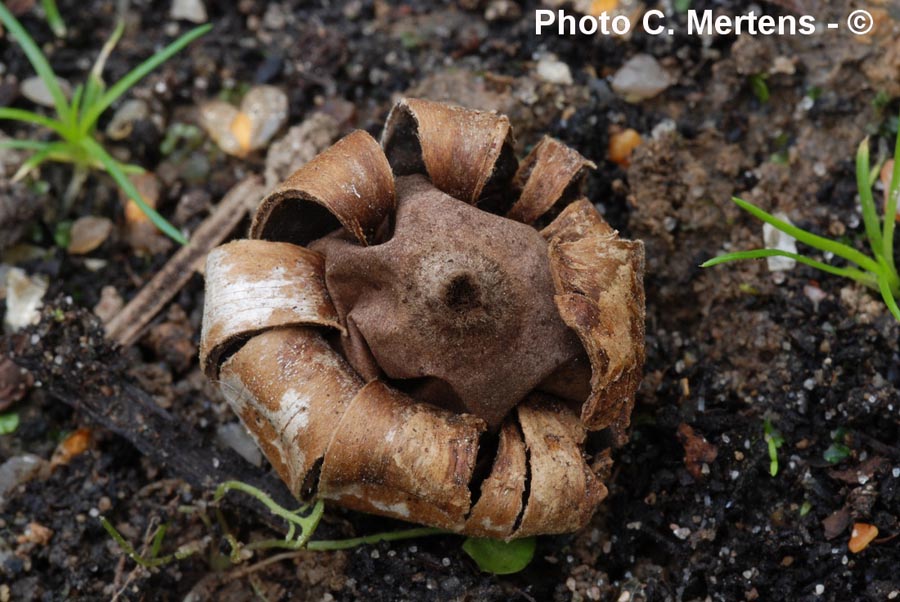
[200,98,645,539]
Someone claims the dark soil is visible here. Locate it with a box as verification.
[1,0,899,600]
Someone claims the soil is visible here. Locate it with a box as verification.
[1,0,899,601]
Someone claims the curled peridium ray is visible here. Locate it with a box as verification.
[201,98,645,539]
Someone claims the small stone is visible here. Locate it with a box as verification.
[815,584,824,596]
[611,54,671,102]
[17,522,53,546]
[50,428,92,469]
[536,55,573,85]
[0,355,32,410]
[67,216,112,255]
[20,76,71,108]
[608,128,642,167]
[763,213,797,272]
[105,99,149,141]
[4,268,48,332]
[848,523,878,553]
[93,286,123,324]
[803,284,827,310]
[215,423,263,467]
[170,0,207,23]
[0,455,48,509]
[201,86,288,157]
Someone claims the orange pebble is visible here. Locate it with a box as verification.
[609,128,642,167]
[230,112,253,155]
[848,522,878,553]
[122,173,161,225]
[50,428,92,468]
[590,0,619,15]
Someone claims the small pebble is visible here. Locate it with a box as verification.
[608,129,642,167]
[536,55,573,86]
[762,213,798,272]
[67,216,112,255]
[4,268,47,332]
[170,0,207,23]
[21,76,71,108]
[611,54,671,102]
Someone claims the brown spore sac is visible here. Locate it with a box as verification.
[311,174,582,428]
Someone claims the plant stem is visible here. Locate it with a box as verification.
[306,527,447,551]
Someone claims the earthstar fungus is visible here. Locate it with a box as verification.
[200,98,645,539]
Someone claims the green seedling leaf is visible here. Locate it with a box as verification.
[462,536,536,575]
[749,74,769,103]
[80,23,212,135]
[824,443,851,464]
[0,413,20,435]
[674,0,691,14]
[763,419,784,477]
[54,220,73,248]
[41,0,67,38]
[824,428,851,464]
[799,500,812,517]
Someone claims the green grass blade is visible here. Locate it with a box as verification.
[883,115,900,274]
[730,197,881,274]
[0,3,70,122]
[701,248,879,288]
[80,24,211,134]
[81,138,188,245]
[0,107,69,138]
[856,138,884,258]
[79,20,123,123]
[0,139,52,151]
[11,141,70,181]
[69,83,85,124]
[41,0,67,38]
[877,276,900,322]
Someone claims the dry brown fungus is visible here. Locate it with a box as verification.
[200,98,645,539]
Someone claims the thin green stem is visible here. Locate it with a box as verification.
[214,481,323,548]
[306,528,447,551]
[0,4,71,122]
[99,517,196,568]
[700,249,879,290]
[730,197,882,274]
[80,24,211,135]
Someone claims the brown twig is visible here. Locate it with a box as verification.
[105,176,265,347]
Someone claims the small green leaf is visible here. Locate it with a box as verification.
[824,443,851,464]
[763,419,784,477]
[462,537,536,575]
[674,0,691,14]
[54,220,73,248]
[799,500,812,517]
[0,413,20,435]
[749,74,770,104]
